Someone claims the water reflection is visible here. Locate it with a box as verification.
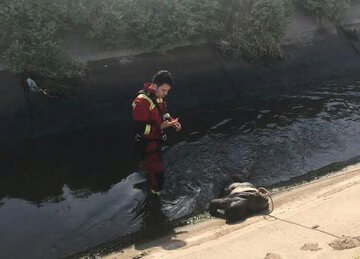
[0,126,138,203]
[0,171,153,258]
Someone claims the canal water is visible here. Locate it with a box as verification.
[1,80,360,258]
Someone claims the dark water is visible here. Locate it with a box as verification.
[1,80,360,258]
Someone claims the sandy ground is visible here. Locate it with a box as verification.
[104,165,360,259]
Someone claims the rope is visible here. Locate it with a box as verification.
[249,167,360,241]
[256,167,360,215]
[38,88,57,98]
[258,187,274,214]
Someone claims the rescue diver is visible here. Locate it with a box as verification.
[132,70,181,195]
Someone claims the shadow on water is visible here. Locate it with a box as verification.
[66,175,188,259]
[132,194,187,253]
[2,80,360,258]
[0,125,138,203]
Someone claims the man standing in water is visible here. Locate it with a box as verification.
[132,70,181,195]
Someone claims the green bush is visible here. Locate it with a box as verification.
[300,0,351,23]
[0,0,86,79]
[221,0,294,60]
[87,0,129,46]
[0,0,358,79]
[0,0,222,78]
[88,0,222,50]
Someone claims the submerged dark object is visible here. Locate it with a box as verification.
[209,182,269,223]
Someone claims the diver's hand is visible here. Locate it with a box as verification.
[173,120,182,131]
[161,118,179,129]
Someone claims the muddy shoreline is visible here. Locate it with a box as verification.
[68,160,360,259]
[104,164,360,259]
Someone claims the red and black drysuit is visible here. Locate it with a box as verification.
[132,83,173,192]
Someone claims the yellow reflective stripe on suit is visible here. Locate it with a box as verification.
[137,94,155,110]
[144,124,151,135]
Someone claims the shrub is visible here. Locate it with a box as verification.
[220,0,294,60]
[87,0,129,46]
[0,0,85,79]
[300,0,351,23]
[0,0,222,78]
[88,0,222,51]
[0,0,357,79]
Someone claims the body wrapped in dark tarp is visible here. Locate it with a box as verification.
[209,182,269,223]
